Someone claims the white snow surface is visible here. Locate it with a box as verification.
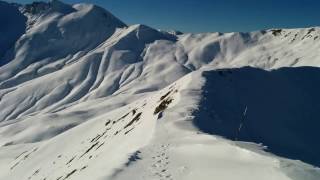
[0,1,320,180]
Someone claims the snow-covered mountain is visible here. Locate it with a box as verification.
[0,1,320,180]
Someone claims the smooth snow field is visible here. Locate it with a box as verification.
[0,1,319,180]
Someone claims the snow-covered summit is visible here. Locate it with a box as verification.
[0,1,320,180]
[0,0,126,82]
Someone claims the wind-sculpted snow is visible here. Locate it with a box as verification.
[1,4,320,124]
[0,1,320,179]
[0,0,126,82]
[0,76,181,180]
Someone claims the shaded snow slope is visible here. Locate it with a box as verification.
[1,1,320,179]
[0,1,26,65]
[194,67,320,167]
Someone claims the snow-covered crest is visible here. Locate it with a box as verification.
[0,1,320,179]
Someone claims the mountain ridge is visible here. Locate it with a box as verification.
[0,1,320,180]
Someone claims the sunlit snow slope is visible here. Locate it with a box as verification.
[0,1,320,180]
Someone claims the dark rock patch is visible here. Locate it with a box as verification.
[154,98,173,115]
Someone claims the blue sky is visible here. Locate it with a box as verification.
[7,0,320,33]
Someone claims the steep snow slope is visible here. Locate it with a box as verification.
[0,0,126,82]
[194,67,320,167]
[2,26,320,142]
[110,71,320,180]
[1,71,319,180]
[1,0,320,179]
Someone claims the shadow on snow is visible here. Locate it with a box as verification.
[193,66,320,167]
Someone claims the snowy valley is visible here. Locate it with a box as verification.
[0,1,320,180]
